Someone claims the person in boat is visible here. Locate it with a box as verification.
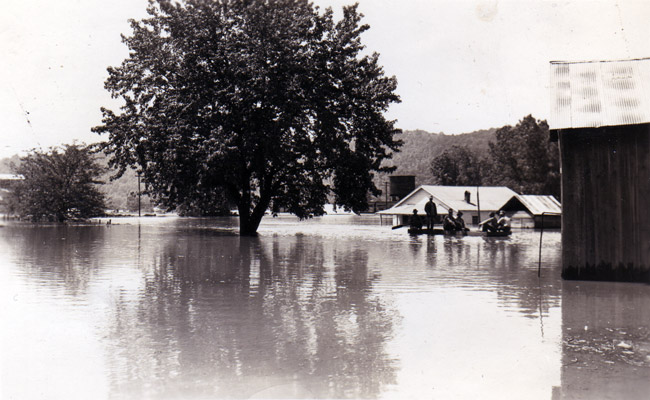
[479,212,498,232]
[455,210,468,232]
[443,208,457,232]
[496,210,511,233]
[410,209,423,230]
[424,196,437,230]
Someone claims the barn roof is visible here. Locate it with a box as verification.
[378,185,518,215]
[550,58,650,130]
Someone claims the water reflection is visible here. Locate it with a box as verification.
[2,218,647,399]
[554,281,650,400]
[104,227,398,399]
[4,224,107,296]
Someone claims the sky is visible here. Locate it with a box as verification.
[2,0,650,158]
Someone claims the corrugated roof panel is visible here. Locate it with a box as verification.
[516,195,561,216]
[549,58,650,130]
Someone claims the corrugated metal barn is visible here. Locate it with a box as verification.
[549,58,650,282]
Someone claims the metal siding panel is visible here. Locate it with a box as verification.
[550,63,572,129]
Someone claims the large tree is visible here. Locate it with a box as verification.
[488,115,560,198]
[7,144,106,222]
[93,0,401,235]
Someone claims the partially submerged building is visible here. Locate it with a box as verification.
[549,58,650,282]
[377,185,517,227]
[499,194,562,229]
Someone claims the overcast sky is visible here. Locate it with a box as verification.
[2,0,649,158]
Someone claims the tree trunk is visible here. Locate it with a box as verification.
[239,212,262,236]
[237,200,267,236]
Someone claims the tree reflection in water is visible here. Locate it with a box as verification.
[105,229,398,399]
[5,220,601,399]
[3,224,107,297]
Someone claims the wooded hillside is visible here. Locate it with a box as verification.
[381,128,496,187]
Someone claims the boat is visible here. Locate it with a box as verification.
[407,228,446,235]
[407,227,511,237]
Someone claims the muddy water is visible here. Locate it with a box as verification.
[0,216,648,399]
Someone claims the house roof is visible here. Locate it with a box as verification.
[501,194,561,216]
[549,58,650,130]
[377,196,430,216]
[0,174,23,181]
[378,185,518,215]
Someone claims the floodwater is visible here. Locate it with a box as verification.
[0,215,648,400]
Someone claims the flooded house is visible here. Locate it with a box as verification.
[549,58,650,282]
[377,185,517,227]
[499,194,562,229]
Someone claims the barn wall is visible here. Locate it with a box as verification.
[559,124,650,282]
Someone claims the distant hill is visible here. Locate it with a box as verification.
[381,128,496,187]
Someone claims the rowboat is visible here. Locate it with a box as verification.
[407,227,511,237]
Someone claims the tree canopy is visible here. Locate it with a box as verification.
[7,144,106,222]
[430,145,486,186]
[93,0,401,234]
[488,115,560,198]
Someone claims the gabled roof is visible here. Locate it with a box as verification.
[377,195,430,216]
[501,194,561,216]
[378,185,518,215]
[550,58,650,130]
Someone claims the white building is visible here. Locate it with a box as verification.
[378,185,518,227]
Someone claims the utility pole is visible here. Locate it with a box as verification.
[137,172,141,217]
[384,181,389,209]
[476,185,481,226]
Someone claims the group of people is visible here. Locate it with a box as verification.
[409,196,511,233]
[409,196,468,232]
[442,208,468,232]
[479,210,511,233]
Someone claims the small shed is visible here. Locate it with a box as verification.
[499,195,562,228]
[550,58,650,282]
[378,185,518,227]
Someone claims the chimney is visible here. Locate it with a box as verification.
[464,190,471,203]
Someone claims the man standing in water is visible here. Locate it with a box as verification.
[424,196,437,231]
